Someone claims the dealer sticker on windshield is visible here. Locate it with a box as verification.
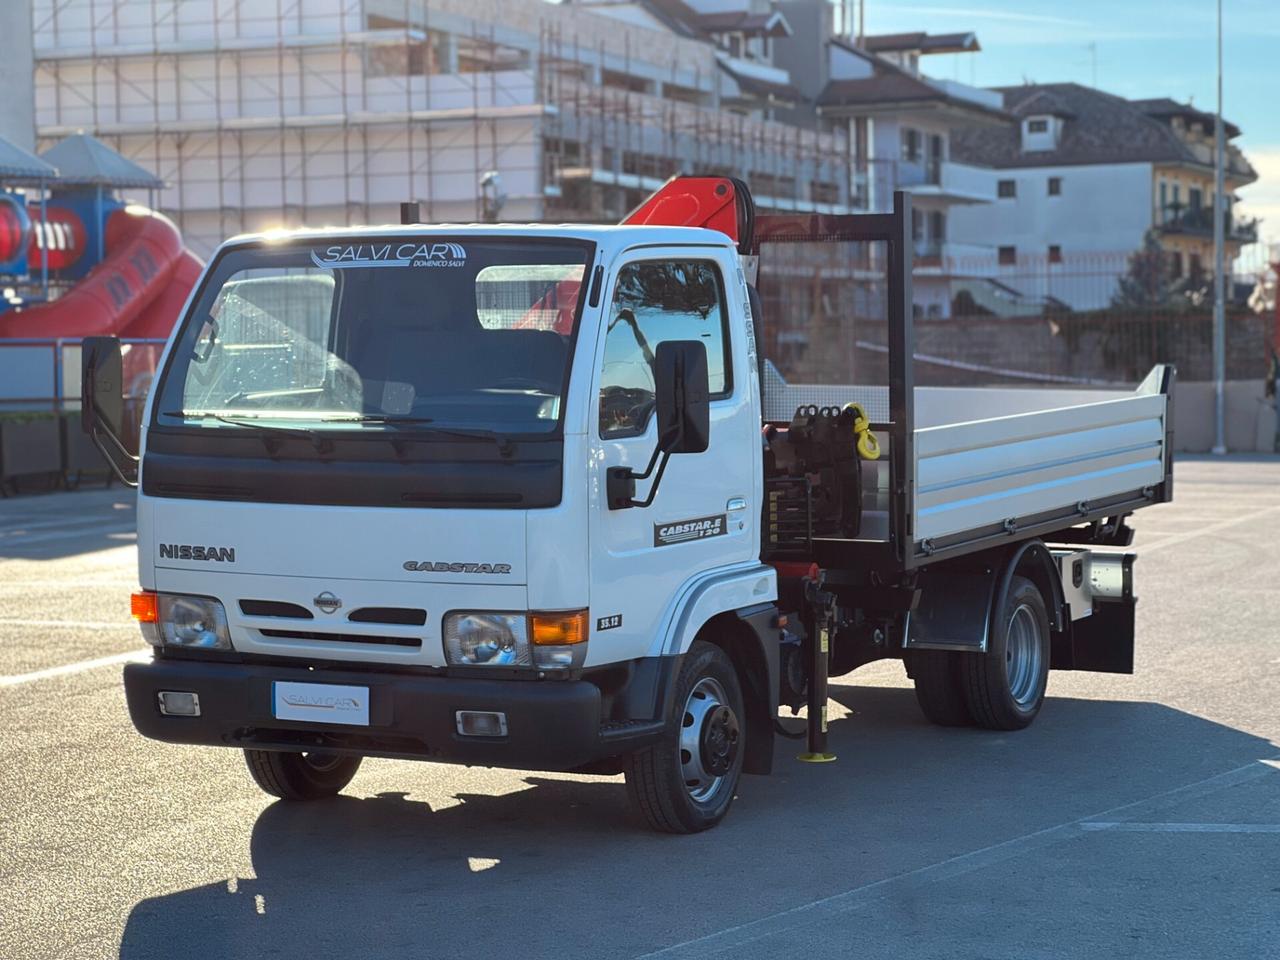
[654,513,727,548]
[309,242,467,270]
[272,681,370,726]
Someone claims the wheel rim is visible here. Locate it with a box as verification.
[301,752,344,773]
[678,677,740,804]
[1004,603,1043,708]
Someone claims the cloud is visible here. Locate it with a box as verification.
[1239,146,1280,266]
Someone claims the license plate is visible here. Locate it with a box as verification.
[272,681,370,726]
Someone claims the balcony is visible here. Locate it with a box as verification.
[1159,206,1258,244]
[882,159,993,205]
[912,240,998,277]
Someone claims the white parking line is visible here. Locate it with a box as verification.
[1081,821,1280,834]
[634,759,1279,959]
[0,649,149,688]
[0,619,136,629]
[1141,504,1280,554]
[0,523,136,548]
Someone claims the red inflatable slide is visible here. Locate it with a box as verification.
[0,204,201,340]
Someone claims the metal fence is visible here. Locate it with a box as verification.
[0,338,167,410]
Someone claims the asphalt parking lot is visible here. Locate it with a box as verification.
[1,457,1278,959]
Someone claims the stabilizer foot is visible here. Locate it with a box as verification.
[796,752,837,763]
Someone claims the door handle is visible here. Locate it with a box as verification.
[726,497,748,512]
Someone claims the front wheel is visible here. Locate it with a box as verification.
[624,641,745,833]
[243,749,363,800]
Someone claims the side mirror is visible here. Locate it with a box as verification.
[654,340,710,455]
[82,336,124,437]
[607,339,711,510]
[81,336,138,487]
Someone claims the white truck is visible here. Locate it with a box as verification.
[83,178,1174,833]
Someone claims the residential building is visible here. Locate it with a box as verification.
[31,0,857,258]
[771,14,1011,318]
[949,83,1259,310]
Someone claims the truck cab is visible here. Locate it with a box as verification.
[92,221,778,831]
[84,180,1173,833]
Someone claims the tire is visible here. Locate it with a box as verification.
[964,575,1051,730]
[243,749,363,800]
[624,641,745,834]
[909,649,974,726]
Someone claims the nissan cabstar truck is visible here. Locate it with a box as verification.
[83,178,1174,833]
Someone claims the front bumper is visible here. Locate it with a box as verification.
[124,657,663,771]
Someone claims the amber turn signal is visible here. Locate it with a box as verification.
[530,609,589,646]
[131,591,159,623]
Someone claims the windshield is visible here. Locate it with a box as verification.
[154,237,593,435]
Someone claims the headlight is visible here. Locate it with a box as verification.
[443,610,590,670]
[133,592,232,650]
[444,613,531,666]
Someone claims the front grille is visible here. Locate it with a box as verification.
[258,628,421,648]
[348,607,427,626]
[240,599,313,619]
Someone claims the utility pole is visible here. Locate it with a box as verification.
[1212,0,1227,454]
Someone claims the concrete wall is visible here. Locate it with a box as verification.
[0,0,35,150]
[1172,380,1278,454]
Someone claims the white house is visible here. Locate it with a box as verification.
[949,83,1258,311]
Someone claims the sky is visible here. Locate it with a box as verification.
[862,0,1280,256]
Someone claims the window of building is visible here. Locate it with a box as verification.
[1169,252,1182,279]
[998,245,1017,266]
[901,128,922,163]
[1048,244,1062,264]
[1048,176,1062,196]
[1027,118,1049,134]
[599,260,731,438]
[1189,254,1203,280]
[998,179,1016,199]
[1188,187,1203,211]
[1159,182,1168,220]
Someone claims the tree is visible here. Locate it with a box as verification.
[1111,229,1181,309]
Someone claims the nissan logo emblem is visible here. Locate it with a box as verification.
[313,591,342,615]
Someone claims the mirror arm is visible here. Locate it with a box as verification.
[606,427,679,510]
[626,449,671,509]
[89,423,139,488]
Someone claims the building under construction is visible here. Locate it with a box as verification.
[31,0,858,257]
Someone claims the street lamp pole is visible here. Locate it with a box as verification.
[1211,0,1227,454]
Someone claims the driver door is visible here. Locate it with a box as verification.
[588,251,758,661]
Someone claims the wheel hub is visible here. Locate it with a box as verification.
[699,704,740,777]
[678,677,739,802]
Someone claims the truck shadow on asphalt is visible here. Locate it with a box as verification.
[117,685,1279,959]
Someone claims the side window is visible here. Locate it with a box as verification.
[599,259,730,438]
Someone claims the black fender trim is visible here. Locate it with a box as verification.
[648,602,780,776]
[904,539,1065,654]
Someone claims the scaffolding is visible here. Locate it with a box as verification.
[31,0,856,257]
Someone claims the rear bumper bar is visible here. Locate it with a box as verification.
[124,657,663,771]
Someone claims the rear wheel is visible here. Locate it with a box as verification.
[964,575,1050,730]
[909,649,974,726]
[624,641,744,833]
[243,749,363,800]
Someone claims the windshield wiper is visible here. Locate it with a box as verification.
[326,415,511,441]
[323,415,517,457]
[165,411,333,456]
